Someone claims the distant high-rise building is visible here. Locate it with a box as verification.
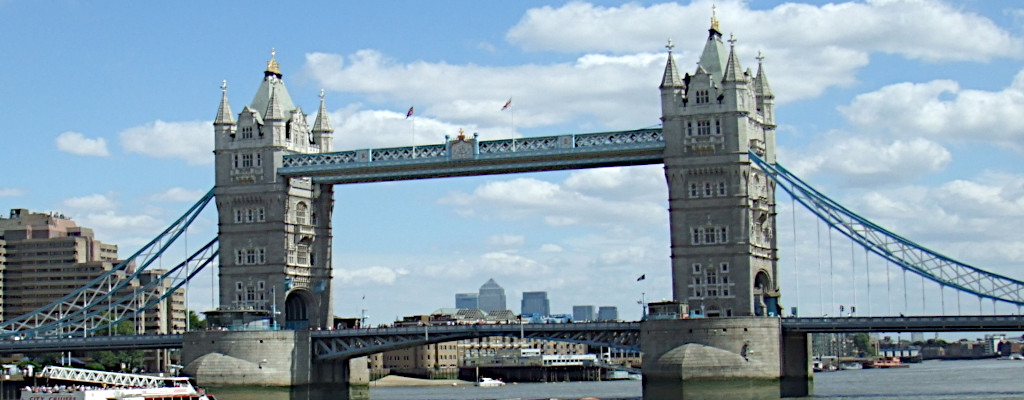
[455,293,478,309]
[597,306,619,322]
[521,291,550,317]
[573,305,596,322]
[477,278,506,313]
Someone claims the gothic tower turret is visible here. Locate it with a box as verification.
[212,50,334,330]
[660,11,780,317]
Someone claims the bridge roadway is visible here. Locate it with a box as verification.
[2,316,1021,356]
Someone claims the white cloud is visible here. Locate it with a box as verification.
[786,136,951,186]
[508,1,1021,62]
[0,188,25,197]
[487,234,525,247]
[480,252,549,276]
[540,244,563,253]
[840,70,1024,148]
[149,187,208,203]
[304,50,665,132]
[75,211,164,238]
[63,193,117,212]
[335,266,409,285]
[120,120,213,165]
[55,131,110,157]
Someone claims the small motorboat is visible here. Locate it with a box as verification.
[476,377,506,387]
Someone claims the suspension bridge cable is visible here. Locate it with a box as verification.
[851,240,857,314]
[747,152,1024,308]
[886,261,893,315]
[921,275,927,315]
[829,227,836,315]
[902,268,909,315]
[817,219,824,316]
[941,284,946,314]
[792,196,800,315]
[865,248,871,316]
[957,290,962,315]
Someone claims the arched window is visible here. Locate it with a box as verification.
[296,202,308,225]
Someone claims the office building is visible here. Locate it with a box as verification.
[521,291,550,317]
[477,278,506,313]
[0,209,185,333]
[573,305,596,322]
[597,306,618,322]
[455,293,478,309]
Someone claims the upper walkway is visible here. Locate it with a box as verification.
[278,128,665,183]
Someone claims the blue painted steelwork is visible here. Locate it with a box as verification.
[0,189,217,338]
[279,128,665,184]
[750,151,1024,307]
[781,315,1024,333]
[310,322,642,361]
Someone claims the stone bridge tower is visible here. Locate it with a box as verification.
[660,13,780,317]
[212,51,335,329]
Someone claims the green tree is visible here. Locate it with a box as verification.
[852,333,876,357]
[188,310,206,330]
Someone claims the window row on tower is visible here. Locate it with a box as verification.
[235,247,267,265]
[689,262,733,299]
[686,119,721,136]
[689,181,727,198]
[691,225,728,245]
[232,152,263,168]
[234,207,266,224]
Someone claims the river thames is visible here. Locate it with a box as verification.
[209,358,1024,399]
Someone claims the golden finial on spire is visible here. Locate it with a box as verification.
[666,39,675,53]
[319,89,326,100]
[266,48,281,76]
[711,4,720,32]
[221,80,228,93]
[756,50,765,64]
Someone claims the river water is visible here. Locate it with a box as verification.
[208,358,1024,400]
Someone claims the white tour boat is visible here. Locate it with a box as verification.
[20,366,213,400]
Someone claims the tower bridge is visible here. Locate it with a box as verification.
[2,11,1023,400]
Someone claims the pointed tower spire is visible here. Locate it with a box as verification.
[312,89,334,153]
[265,87,284,121]
[214,80,235,126]
[754,51,774,99]
[709,3,722,37]
[265,48,282,79]
[696,6,728,82]
[312,89,334,133]
[660,39,684,89]
[722,33,745,83]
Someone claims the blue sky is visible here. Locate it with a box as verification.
[2,1,1024,327]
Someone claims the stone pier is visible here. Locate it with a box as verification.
[181,330,368,397]
[642,318,811,399]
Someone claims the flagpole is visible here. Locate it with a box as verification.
[412,115,416,158]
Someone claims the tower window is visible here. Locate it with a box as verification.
[704,228,716,244]
[718,182,727,196]
[687,122,693,136]
[693,263,701,273]
[704,182,712,196]
[296,202,308,225]
[719,227,728,243]
[697,121,711,136]
[689,183,699,198]
[692,228,701,244]
[721,262,729,273]
[241,154,253,168]
[715,120,721,134]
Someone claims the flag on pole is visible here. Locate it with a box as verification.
[637,274,646,282]
[501,98,512,111]
[406,106,414,118]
